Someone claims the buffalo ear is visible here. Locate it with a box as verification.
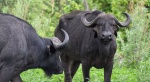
[114,31,117,37]
[114,26,119,37]
[47,45,56,54]
[93,28,98,38]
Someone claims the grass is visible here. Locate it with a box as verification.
[21,65,138,82]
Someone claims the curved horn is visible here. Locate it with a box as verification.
[115,12,131,27]
[81,12,105,27]
[51,29,69,50]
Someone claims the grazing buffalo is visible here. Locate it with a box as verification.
[0,13,69,82]
[54,10,131,82]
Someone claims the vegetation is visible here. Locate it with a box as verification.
[0,0,150,82]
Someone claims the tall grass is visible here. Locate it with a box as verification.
[116,1,150,82]
[116,1,149,66]
[1,0,58,37]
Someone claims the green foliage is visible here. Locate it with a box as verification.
[115,1,150,81]
[137,60,150,82]
[21,67,138,82]
[145,0,150,6]
[61,0,83,13]
[87,0,129,18]
[0,0,62,37]
[117,1,150,67]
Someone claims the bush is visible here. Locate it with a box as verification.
[115,1,150,81]
[117,1,150,67]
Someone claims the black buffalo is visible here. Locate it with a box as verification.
[54,10,131,82]
[0,13,69,82]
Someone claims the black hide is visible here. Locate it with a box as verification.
[54,10,130,82]
[0,13,63,82]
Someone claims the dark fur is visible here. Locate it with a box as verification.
[55,10,125,82]
[0,13,62,82]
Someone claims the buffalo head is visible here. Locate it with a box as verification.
[81,11,131,42]
[41,29,69,76]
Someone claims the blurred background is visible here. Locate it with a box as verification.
[0,0,150,82]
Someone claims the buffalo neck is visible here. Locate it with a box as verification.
[99,40,116,57]
[25,37,48,68]
[91,37,117,57]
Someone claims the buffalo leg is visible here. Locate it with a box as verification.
[62,57,73,82]
[71,61,80,78]
[82,61,91,82]
[11,75,22,82]
[104,62,113,82]
[0,67,14,82]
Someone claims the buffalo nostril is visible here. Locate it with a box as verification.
[109,37,112,39]
[109,34,112,39]
[101,32,113,41]
[102,33,104,37]
[109,34,112,37]
[101,33,105,38]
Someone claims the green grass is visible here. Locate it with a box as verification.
[21,66,138,82]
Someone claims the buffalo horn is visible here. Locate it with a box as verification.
[51,29,69,50]
[115,13,131,27]
[81,12,105,27]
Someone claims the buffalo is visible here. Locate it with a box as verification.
[0,13,69,82]
[54,10,131,82]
